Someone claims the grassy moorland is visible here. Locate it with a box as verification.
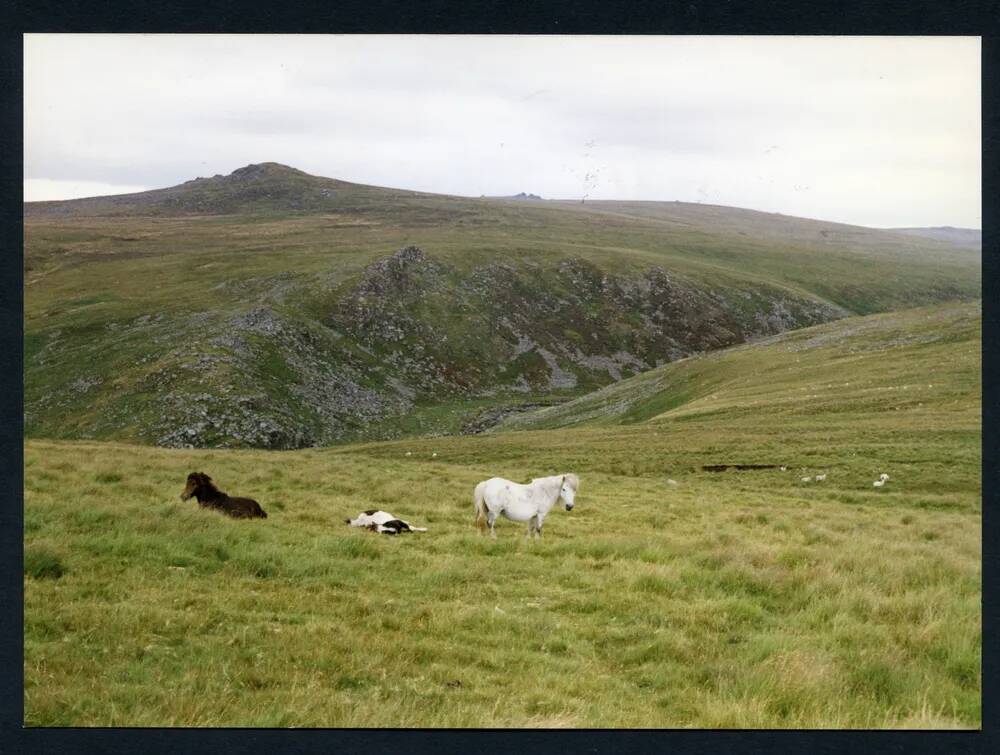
[24,164,980,447]
[23,302,980,728]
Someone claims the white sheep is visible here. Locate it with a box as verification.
[666,479,678,486]
[815,474,826,482]
[873,479,885,488]
[801,476,812,483]
[879,473,890,481]
[779,466,788,472]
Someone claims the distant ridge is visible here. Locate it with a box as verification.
[889,226,981,250]
[483,191,544,201]
[24,163,980,244]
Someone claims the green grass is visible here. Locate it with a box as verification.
[23,303,981,728]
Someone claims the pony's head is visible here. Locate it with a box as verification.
[560,473,580,510]
[181,472,212,501]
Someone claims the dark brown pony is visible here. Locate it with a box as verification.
[180,472,267,519]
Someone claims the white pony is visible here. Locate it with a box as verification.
[473,473,579,539]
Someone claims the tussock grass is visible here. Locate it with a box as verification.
[24,545,67,580]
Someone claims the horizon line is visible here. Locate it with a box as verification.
[22,165,982,232]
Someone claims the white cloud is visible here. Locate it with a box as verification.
[24,34,980,228]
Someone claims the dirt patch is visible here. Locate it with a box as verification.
[701,464,780,472]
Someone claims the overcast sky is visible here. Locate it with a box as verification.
[24,35,980,228]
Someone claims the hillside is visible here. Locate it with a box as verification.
[23,301,981,727]
[497,301,981,435]
[24,164,981,448]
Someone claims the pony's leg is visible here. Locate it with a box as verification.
[487,511,498,539]
[474,506,484,535]
[535,514,546,539]
[526,516,537,539]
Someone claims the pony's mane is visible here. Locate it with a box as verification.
[194,473,222,495]
[530,473,580,489]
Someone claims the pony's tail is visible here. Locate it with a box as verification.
[473,482,488,532]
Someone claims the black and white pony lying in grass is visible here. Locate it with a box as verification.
[345,510,428,535]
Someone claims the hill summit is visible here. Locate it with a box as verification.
[180,162,318,189]
[24,162,415,218]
